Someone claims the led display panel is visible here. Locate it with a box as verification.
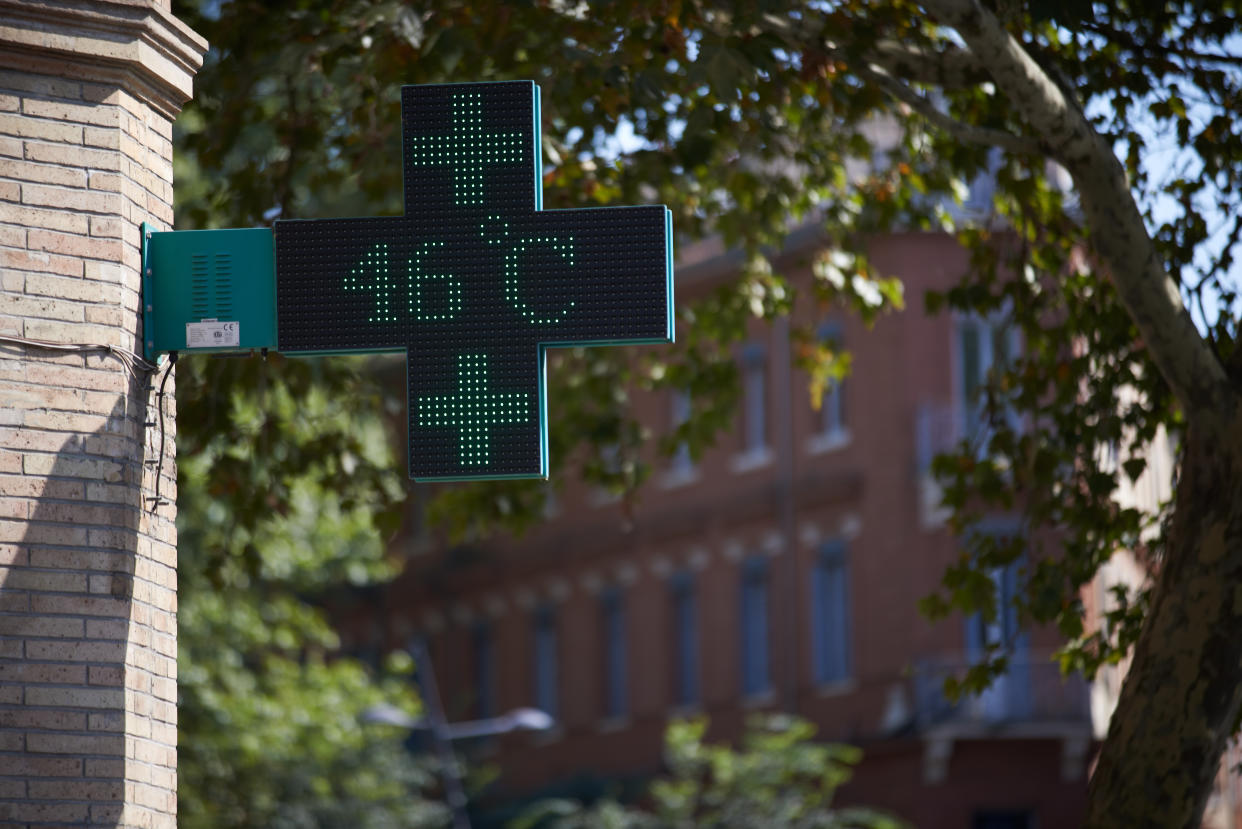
[275,81,674,481]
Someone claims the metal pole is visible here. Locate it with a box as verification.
[410,638,471,829]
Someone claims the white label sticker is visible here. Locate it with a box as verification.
[186,320,240,348]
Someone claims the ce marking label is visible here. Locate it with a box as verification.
[186,319,240,349]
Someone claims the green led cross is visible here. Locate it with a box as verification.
[417,354,530,465]
[272,80,674,481]
[408,91,524,205]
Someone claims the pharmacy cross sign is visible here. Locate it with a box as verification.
[274,81,674,481]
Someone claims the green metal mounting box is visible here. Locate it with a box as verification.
[141,223,278,361]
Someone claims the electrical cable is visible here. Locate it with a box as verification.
[0,333,176,512]
[0,333,158,379]
[150,351,177,512]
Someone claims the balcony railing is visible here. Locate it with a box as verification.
[916,403,969,527]
[915,401,1022,527]
[911,654,1092,731]
[916,401,997,473]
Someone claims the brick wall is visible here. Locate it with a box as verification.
[0,2,204,826]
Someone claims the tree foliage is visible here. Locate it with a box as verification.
[518,716,903,829]
[174,0,1242,825]
[175,353,446,827]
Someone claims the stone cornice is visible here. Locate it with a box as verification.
[0,0,207,117]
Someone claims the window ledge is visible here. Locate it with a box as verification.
[531,724,564,746]
[815,677,857,697]
[741,688,776,709]
[467,736,500,759]
[731,447,774,474]
[589,488,621,508]
[597,716,631,734]
[667,703,702,719]
[660,464,700,490]
[807,429,852,455]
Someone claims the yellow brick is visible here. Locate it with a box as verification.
[0,203,90,233]
[0,427,74,452]
[22,97,121,128]
[0,112,83,143]
[28,228,123,261]
[0,473,84,500]
[1,802,90,823]
[25,361,127,392]
[0,292,84,322]
[0,156,87,187]
[85,618,127,640]
[0,520,87,546]
[89,215,123,237]
[23,319,123,346]
[0,224,24,246]
[27,732,124,755]
[88,170,122,191]
[22,182,122,214]
[85,305,124,327]
[0,661,86,684]
[0,615,83,637]
[26,639,125,662]
[22,453,122,480]
[0,567,86,592]
[25,685,124,710]
[20,407,110,433]
[0,709,87,731]
[0,247,83,276]
[28,779,123,800]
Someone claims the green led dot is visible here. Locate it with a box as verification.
[417,353,532,465]
[501,236,578,325]
[346,242,397,323]
[408,92,524,205]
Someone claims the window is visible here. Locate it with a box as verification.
[740,556,771,697]
[532,603,559,718]
[668,388,695,480]
[590,443,623,505]
[971,565,1020,653]
[821,375,846,438]
[811,540,851,685]
[472,622,496,719]
[956,314,1016,446]
[601,587,628,719]
[741,343,768,456]
[810,322,848,450]
[964,147,1004,215]
[670,571,699,707]
[964,529,1030,721]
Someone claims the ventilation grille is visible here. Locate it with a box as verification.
[190,253,208,316]
[189,252,235,319]
[214,252,234,318]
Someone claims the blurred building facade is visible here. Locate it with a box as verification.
[330,220,1126,828]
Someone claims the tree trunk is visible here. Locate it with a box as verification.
[1087,405,1242,827]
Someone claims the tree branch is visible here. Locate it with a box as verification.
[866,40,991,89]
[920,0,1231,414]
[860,63,1043,156]
[1082,21,1242,69]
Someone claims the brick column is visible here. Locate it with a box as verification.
[0,1,205,826]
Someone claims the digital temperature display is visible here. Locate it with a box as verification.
[274,81,674,481]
